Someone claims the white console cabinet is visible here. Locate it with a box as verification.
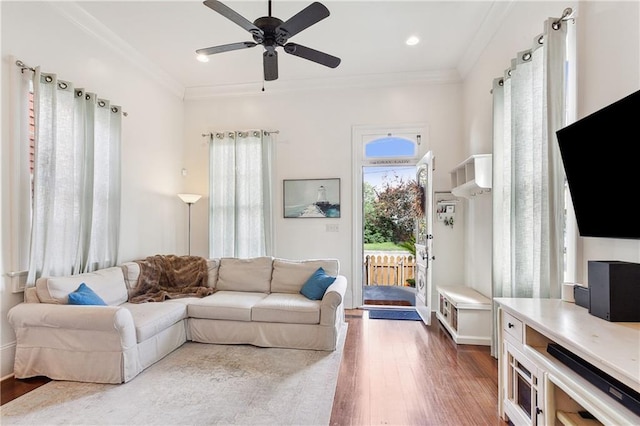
[436,286,492,345]
[495,298,640,426]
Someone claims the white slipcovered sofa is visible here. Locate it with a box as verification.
[7,256,347,384]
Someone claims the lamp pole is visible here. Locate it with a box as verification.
[177,194,202,256]
[187,202,193,256]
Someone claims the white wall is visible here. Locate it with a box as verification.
[573,1,640,282]
[0,2,186,378]
[184,83,465,307]
[462,0,640,297]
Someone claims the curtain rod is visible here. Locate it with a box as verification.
[553,7,574,27]
[202,130,280,138]
[15,59,35,73]
[15,59,128,117]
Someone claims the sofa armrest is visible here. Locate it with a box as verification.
[8,303,137,350]
[320,275,347,326]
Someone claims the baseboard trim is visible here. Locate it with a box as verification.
[1,341,16,380]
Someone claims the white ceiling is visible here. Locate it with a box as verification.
[71,1,509,96]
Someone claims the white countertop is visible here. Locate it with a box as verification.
[494,298,640,393]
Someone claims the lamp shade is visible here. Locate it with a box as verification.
[178,193,202,204]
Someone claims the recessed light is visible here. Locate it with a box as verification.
[406,36,420,46]
[196,54,210,63]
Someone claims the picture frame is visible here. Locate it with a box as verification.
[283,178,341,218]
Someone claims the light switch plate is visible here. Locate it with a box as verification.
[326,224,339,232]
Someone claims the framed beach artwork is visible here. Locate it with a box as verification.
[283,178,341,218]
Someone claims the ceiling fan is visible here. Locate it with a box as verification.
[197,0,341,81]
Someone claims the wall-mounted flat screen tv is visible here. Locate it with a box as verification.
[556,89,640,239]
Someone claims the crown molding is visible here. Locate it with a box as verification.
[184,68,462,100]
[457,0,515,78]
[49,2,185,99]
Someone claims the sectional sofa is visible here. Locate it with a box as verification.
[7,256,347,384]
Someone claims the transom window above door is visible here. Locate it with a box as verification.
[364,136,417,161]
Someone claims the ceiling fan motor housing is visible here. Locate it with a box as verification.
[253,16,286,47]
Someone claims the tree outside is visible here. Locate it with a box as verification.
[363,170,421,251]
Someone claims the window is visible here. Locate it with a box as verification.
[208,130,274,258]
[365,136,417,159]
[9,62,123,286]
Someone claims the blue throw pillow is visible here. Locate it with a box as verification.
[300,267,336,300]
[68,283,107,306]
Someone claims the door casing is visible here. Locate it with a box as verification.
[351,124,429,309]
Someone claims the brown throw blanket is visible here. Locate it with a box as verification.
[129,255,214,303]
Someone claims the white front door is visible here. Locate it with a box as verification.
[351,124,427,308]
[414,152,434,325]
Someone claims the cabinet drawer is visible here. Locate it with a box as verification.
[502,311,523,343]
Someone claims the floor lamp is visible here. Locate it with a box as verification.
[178,193,202,255]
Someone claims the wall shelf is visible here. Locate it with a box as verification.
[450,154,492,198]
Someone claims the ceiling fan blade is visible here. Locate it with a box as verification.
[203,0,264,38]
[196,41,257,56]
[284,43,341,68]
[263,51,278,81]
[276,2,330,39]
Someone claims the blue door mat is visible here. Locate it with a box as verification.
[367,309,422,321]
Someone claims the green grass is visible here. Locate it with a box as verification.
[364,242,407,251]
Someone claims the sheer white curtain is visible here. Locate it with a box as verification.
[492,15,573,351]
[27,70,122,284]
[9,64,34,275]
[209,130,273,258]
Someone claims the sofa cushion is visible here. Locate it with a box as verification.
[270,258,339,293]
[35,267,128,306]
[121,301,188,343]
[67,283,107,306]
[300,267,337,300]
[188,291,268,322]
[216,257,273,293]
[252,293,321,324]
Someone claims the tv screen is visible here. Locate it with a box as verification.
[556,89,640,239]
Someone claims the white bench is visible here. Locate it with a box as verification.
[436,285,492,345]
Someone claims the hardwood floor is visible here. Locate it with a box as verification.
[1,375,50,406]
[330,309,504,426]
[1,309,504,425]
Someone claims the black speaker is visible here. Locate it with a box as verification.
[588,261,640,322]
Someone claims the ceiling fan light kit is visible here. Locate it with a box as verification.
[197,0,341,82]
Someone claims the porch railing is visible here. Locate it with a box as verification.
[364,254,415,286]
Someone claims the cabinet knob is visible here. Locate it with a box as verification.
[508,322,514,328]
[536,407,543,415]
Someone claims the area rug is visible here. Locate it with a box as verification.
[1,324,347,425]
[364,299,412,306]
[368,309,422,321]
